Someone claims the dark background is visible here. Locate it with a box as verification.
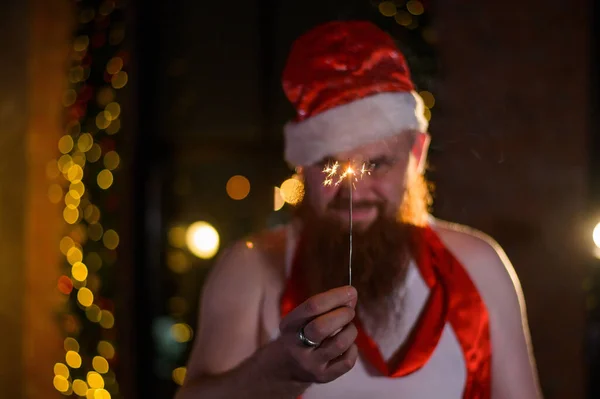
[129,0,595,398]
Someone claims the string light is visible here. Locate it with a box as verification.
[52,1,126,396]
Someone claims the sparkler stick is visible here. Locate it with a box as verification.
[322,161,371,286]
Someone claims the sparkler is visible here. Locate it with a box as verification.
[322,161,372,286]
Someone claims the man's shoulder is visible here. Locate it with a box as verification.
[213,224,289,280]
[430,218,524,310]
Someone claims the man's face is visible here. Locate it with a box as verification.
[302,132,417,230]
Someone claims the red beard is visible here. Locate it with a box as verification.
[295,201,414,326]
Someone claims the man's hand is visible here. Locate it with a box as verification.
[275,286,359,384]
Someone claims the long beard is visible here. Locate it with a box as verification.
[295,202,413,330]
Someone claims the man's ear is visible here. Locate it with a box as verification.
[411,132,431,174]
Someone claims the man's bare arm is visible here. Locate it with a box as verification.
[175,239,358,399]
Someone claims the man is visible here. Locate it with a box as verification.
[176,21,542,398]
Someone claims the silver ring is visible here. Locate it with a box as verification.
[297,326,319,348]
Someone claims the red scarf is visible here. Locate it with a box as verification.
[280,225,491,398]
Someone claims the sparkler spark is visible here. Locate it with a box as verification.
[321,160,373,286]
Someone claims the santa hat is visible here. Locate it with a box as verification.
[282,21,428,167]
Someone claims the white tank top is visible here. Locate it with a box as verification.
[274,224,467,398]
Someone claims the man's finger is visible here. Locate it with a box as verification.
[301,307,355,346]
[281,286,357,331]
[315,322,358,362]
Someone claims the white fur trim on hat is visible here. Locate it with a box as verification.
[284,91,428,166]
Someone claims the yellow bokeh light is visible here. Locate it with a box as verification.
[419,90,435,109]
[58,154,74,173]
[246,241,254,249]
[67,164,84,183]
[93,356,109,374]
[111,71,128,89]
[87,371,105,389]
[106,57,123,75]
[88,143,102,163]
[97,341,115,359]
[105,102,121,120]
[72,262,89,282]
[59,135,75,154]
[66,350,82,368]
[593,222,600,249]
[89,223,104,241]
[48,184,63,204]
[86,389,97,399]
[378,1,397,17]
[274,187,285,211]
[60,236,76,255]
[63,89,77,107]
[97,169,114,189]
[99,310,115,329]
[172,367,187,386]
[54,362,70,378]
[407,0,425,15]
[67,246,83,264]
[69,66,85,83]
[168,226,187,248]
[53,375,70,393]
[167,250,191,274]
[86,304,102,322]
[64,207,80,225]
[96,111,111,130]
[70,181,86,199]
[423,108,431,122]
[78,133,94,153]
[77,287,94,307]
[73,379,88,396]
[97,87,116,107]
[74,35,89,52]
[395,11,412,26]
[185,221,220,259]
[64,337,80,352]
[103,151,120,170]
[226,175,251,200]
[94,388,111,399]
[65,191,81,209]
[72,151,87,168]
[171,323,193,343]
[279,178,304,205]
[105,118,120,135]
[103,229,119,250]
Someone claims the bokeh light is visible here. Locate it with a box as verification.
[103,151,120,170]
[378,1,397,17]
[87,371,105,389]
[67,246,84,264]
[106,57,123,75]
[73,379,89,396]
[97,341,115,359]
[407,0,425,15]
[102,229,120,250]
[167,250,191,274]
[77,287,94,307]
[54,363,70,378]
[86,305,102,322]
[93,356,109,374]
[172,367,187,386]
[59,135,75,154]
[226,175,251,200]
[105,102,121,120]
[48,184,63,204]
[279,178,304,205]
[87,143,103,162]
[185,221,220,259]
[88,223,104,241]
[419,90,435,108]
[64,337,80,352]
[99,310,115,329]
[593,222,600,249]
[97,169,114,189]
[171,323,193,343]
[274,187,285,211]
[58,276,74,295]
[111,71,128,89]
[66,350,82,368]
[78,133,94,152]
[64,207,80,225]
[53,375,70,393]
[395,11,412,26]
[72,262,89,281]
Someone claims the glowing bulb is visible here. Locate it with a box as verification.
[186,221,220,259]
[226,175,251,200]
[274,187,285,211]
[279,178,304,205]
[593,222,600,249]
[172,367,187,386]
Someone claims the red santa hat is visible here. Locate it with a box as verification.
[282,21,428,167]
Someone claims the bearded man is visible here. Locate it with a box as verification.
[176,21,543,399]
